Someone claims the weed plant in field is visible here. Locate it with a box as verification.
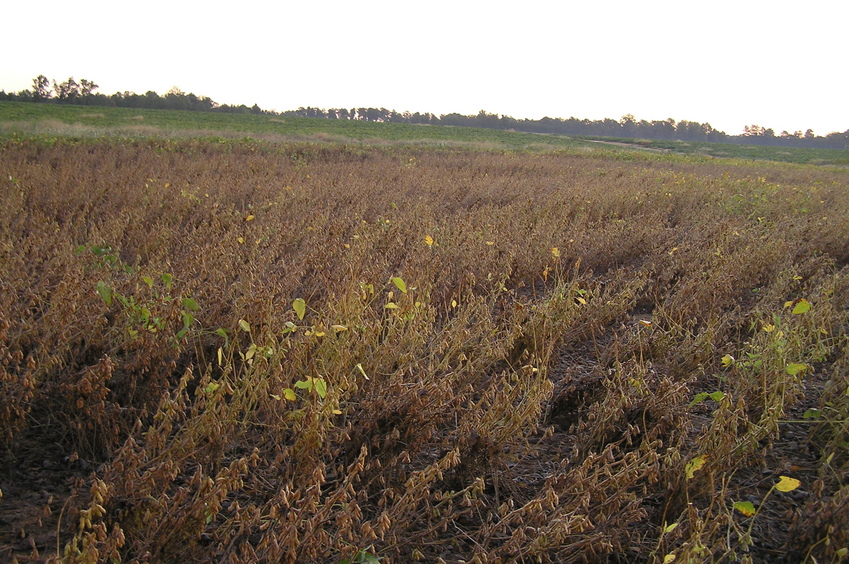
[0,137,848,562]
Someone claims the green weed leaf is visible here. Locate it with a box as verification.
[293,298,306,320]
[238,319,251,332]
[685,455,707,480]
[689,392,709,407]
[733,500,756,517]
[314,378,327,399]
[283,388,297,401]
[792,299,811,314]
[785,363,807,376]
[391,276,407,293]
[182,297,199,311]
[96,281,113,306]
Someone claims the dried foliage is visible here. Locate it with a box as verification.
[1,137,848,563]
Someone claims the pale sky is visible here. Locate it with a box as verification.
[3,0,847,136]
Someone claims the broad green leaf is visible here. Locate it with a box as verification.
[96,281,112,306]
[214,327,228,339]
[689,392,709,407]
[182,311,194,329]
[663,522,678,534]
[314,378,327,399]
[685,455,707,480]
[142,275,154,288]
[283,388,297,401]
[293,298,306,320]
[392,276,407,293]
[161,273,173,290]
[294,379,312,390]
[182,297,199,311]
[204,382,220,394]
[792,299,811,314]
[709,391,726,402]
[733,500,756,517]
[803,408,821,420]
[238,319,251,332]
[775,476,801,492]
[785,363,807,376]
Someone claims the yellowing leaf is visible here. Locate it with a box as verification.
[237,236,245,244]
[424,235,434,247]
[355,363,370,380]
[313,331,326,337]
[663,522,678,534]
[245,214,255,221]
[270,394,281,401]
[283,388,297,401]
[576,296,588,305]
[685,455,707,480]
[333,409,343,415]
[638,319,652,327]
[721,354,735,368]
[238,319,251,333]
[663,554,676,564]
[451,299,457,308]
[551,247,561,258]
[486,241,495,246]
[733,500,756,517]
[792,299,811,314]
[784,300,795,309]
[761,323,775,333]
[775,476,801,492]
[331,324,348,332]
[293,298,306,320]
[384,302,399,309]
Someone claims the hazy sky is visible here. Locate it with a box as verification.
[3,0,846,136]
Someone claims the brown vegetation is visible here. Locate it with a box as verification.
[1,138,848,563]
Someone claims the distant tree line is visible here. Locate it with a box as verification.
[0,75,272,115]
[2,75,847,149]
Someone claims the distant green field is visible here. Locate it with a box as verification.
[0,101,586,152]
[2,101,847,164]
[581,135,849,166]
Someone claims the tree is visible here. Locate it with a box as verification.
[53,77,80,102]
[32,75,52,102]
